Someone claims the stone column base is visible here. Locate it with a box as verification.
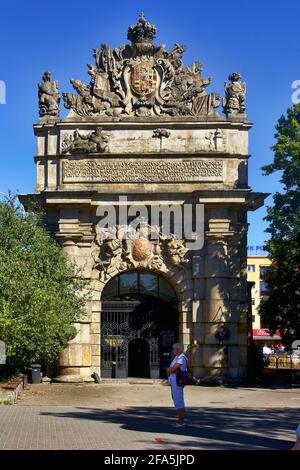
[52,375,84,383]
[53,366,94,383]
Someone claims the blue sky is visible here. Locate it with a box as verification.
[0,0,299,247]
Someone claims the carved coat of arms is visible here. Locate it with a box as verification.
[130,61,157,96]
[91,224,188,279]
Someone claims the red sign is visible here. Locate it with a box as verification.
[253,329,270,336]
[253,328,281,339]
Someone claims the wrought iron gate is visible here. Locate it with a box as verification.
[101,301,160,378]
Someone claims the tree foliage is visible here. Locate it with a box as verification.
[0,196,89,371]
[259,104,300,347]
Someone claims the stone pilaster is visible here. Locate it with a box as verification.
[53,208,95,382]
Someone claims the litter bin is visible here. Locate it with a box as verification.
[31,364,41,384]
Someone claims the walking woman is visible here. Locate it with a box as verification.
[167,342,187,427]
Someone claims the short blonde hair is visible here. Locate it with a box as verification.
[173,343,184,353]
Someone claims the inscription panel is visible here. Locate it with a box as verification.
[62,159,223,183]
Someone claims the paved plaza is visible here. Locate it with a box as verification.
[0,383,299,450]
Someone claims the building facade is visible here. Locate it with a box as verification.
[247,256,272,331]
[21,15,268,382]
[247,256,281,344]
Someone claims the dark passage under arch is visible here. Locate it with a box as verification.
[101,271,178,379]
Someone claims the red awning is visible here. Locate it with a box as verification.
[253,328,282,341]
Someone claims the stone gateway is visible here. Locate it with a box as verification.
[20,14,268,383]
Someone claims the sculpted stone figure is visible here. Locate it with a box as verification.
[92,230,123,278]
[38,71,60,117]
[62,15,220,118]
[165,237,187,267]
[222,72,246,116]
[62,79,95,116]
[61,127,110,154]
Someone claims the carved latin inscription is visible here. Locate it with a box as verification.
[62,159,223,183]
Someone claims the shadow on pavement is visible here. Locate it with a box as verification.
[40,406,297,450]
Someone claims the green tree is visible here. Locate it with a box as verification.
[259,104,300,347]
[0,196,89,372]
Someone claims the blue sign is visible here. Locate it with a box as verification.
[247,245,267,256]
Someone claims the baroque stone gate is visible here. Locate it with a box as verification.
[21,14,268,382]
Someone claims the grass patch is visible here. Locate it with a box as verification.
[0,399,13,405]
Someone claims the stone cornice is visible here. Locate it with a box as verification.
[34,152,250,161]
[19,189,269,211]
[33,118,252,134]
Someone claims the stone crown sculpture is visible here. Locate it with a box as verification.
[127,12,156,44]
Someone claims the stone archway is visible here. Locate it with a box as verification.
[54,232,194,383]
[86,229,194,381]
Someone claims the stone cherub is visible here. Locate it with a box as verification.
[38,71,60,117]
[222,72,246,116]
[61,127,110,154]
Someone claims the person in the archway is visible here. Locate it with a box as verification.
[291,424,300,450]
[167,343,187,427]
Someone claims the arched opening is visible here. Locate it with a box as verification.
[101,270,178,379]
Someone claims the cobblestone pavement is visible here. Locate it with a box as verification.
[0,383,299,450]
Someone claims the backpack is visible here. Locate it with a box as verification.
[176,355,196,387]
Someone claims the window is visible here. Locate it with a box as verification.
[252,315,256,323]
[159,277,177,302]
[260,266,271,280]
[119,272,138,295]
[139,273,158,295]
[260,281,269,297]
[251,299,255,305]
[102,271,177,302]
[247,264,255,272]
